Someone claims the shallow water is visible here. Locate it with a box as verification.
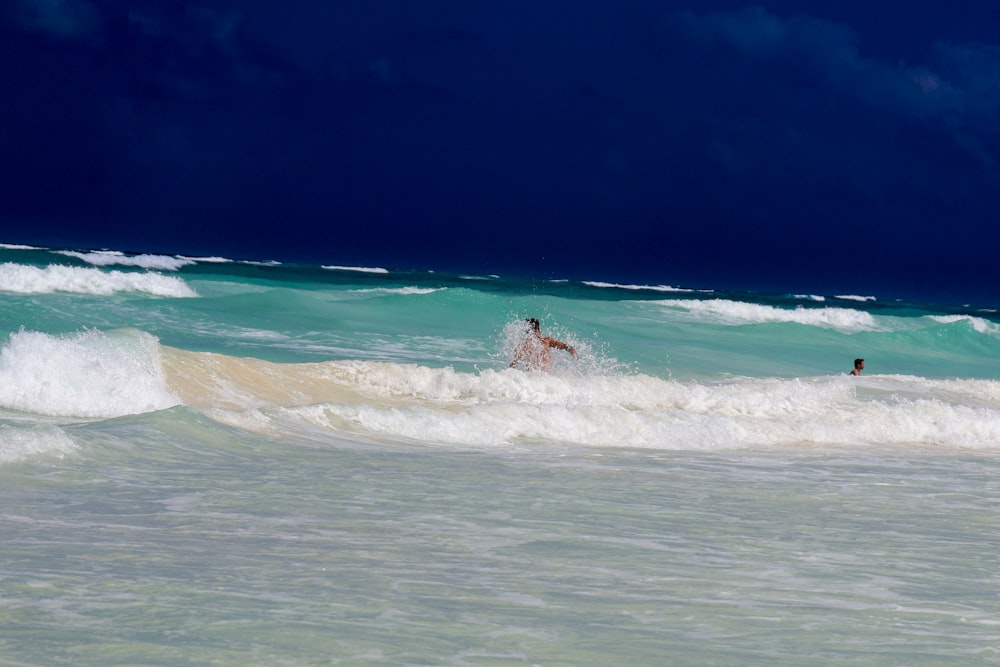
[5,427,1000,665]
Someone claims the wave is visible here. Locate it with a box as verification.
[0,263,197,297]
[241,260,283,267]
[53,250,196,271]
[350,287,445,296]
[0,423,77,462]
[322,265,389,274]
[3,325,998,451]
[582,281,698,293]
[834,294,877,302]
[928,314,1000,336]
[0,329,180,418]
[0,243,45,250]
[653,298,878,330]
[177,255,233,264]
[158,348,1000,451]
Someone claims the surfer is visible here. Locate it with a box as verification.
[509,318,577,371]
[850,358,864,376]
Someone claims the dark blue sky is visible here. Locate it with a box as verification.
[3,1,999,304]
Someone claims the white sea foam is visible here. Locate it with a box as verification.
[322,265,389,274]
[0,329,180,418]
[928,314,1000,335]
[583,281,697,293]
[53,250,196,271]
[834,294,877,302]
[653,298,878,330]
[0,263,197,297]
[166,353,1000,451]
[497,319,623,376]
[279,370,1000,450]
[350,287,444,296]
[0,243,44,250]
[176,255,233,264]
[0,423,77,462]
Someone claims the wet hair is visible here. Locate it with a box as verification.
[854,358,864,368]
[525,317,540,332]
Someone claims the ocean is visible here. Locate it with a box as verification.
[2,242,1000,666]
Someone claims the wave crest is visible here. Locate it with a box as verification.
[0,329,180,418]
[655,298,878,330]
[53,250,196,271]
[0,263,197,297]
[161,351,1000,451]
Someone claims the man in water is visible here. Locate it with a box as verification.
[851,358,865,375]
[509,317,577,371]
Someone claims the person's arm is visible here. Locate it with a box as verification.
[544,337,577,356]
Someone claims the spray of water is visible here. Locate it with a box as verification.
[494,316,626,376]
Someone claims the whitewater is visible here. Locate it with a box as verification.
[2,243,1000,665]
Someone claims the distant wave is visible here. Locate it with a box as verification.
[54,250,196,271]
[0,243,44,250]
[350,287,444,296]
[654,298,878,330]
[322,265,389,274]
[177,255,233,264]
[792,294,826,302]
[583,281,697,293]
[241,260,282,267]
[0,263,197,297]
[929,314,1000,335]
[834,294,877,302]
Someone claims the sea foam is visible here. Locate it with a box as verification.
[582,281,696,293]
[834,294,877,302]
[654,298,879,331]
[350,287,445,296]
[161,351,1000,451]
[0,243,44,250]
[53,250,196,271]
[0,424,77,462]
[0,263,197,297]
[0,329,180,418]
[280,371,1000,450]
[322,265,389,274]
[928,314,1000,336]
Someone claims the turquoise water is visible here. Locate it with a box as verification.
[2,244,1000,665]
